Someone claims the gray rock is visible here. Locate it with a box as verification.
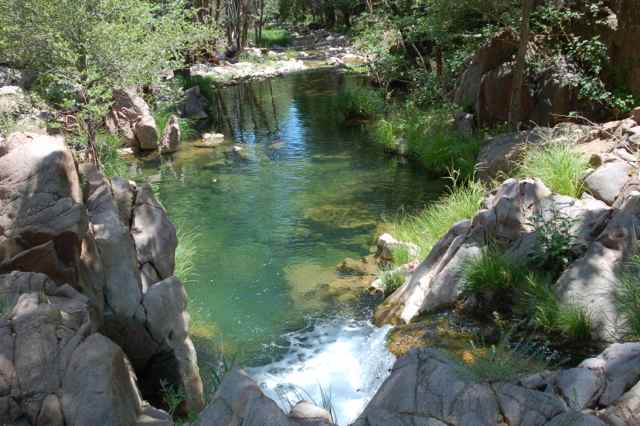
[476,130,543,181]
[601,380,640,425]
[493,383,567,426]
[159,114,181,154]
[454,112,475,136]
[289,401,333,423]
[584,160,634,205]
[0,86,30,116]
[179,86,209,120]
[111,88,158,150]
[546,412,608,426]
[193,369,330,426]
[135,114,160,151]
[555,368,604,410]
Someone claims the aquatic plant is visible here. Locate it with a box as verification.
[617,255,640,339]
[518,142,589,198]
[389,179,485,258]
[174,222,199,285]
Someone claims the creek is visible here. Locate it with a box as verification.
[137,70,444,424]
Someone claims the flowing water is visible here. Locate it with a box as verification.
[136,70,443,424]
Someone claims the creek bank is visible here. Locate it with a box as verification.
[0,132,202,424]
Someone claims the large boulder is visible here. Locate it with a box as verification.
[193,370,333,426]
[354,344,640,426]
[110,88,159,151]
[0,271,172,426]
[584,159,635,205]
[375,178,611,325]
[178,86,209,120]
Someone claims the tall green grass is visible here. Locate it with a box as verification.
[518,143,589,198]
[175,222,199,285]
[334,85,386,121]
[388,179,485,258]
[373,106,483,178]
[256,28,291,48]
[617,256,640,339]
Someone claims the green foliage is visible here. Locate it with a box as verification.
[617,256,640,340]
[521,273,559,333]
[257,28,291,48]
[374,105,483,178]
[175,222,199,285]
[154,109,198,142]
[0,0,212,148]
[518,143,589,198]
[462,246,527,308]
[334,85,386,121]
[389,179,485,258]
[530,208,578,279]
[557,305,592,343]
[69,131,129,178]
[390,246,412,267]
[380,271,406,297]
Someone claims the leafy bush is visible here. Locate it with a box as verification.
[617,256,640,339]
[389,179,485,258]
[462,246,527,315]
[518,142,589,198]
[334,85,386,121]
[530,208,578,279]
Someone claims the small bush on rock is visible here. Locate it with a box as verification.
[557,305,593,342]
[530,208,579,279]
[518,143,589,198]
[381,270,406,297]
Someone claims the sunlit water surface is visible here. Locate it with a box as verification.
[137,71,442,424]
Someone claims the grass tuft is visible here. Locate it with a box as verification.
[388,179,485,258]
[175,222,199,285]
[617,256,640,339]
[380,270,406,297]
[518,142,589,198]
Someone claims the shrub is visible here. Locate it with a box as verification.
[372,118,397,150]
[334,85,386,121]
[617,256,640,339]
[518,143,589,198]
[530,208,578,279]
[390,246,411,267]
[462,246,527,315]
[389,179,485,258]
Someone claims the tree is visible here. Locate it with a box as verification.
[0,0,212,163]
[509,0,534,128]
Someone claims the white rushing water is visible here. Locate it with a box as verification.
[249,317,395,425]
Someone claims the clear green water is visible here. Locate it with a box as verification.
[137,70,443,367]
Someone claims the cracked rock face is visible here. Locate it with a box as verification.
[0,133,203,424]
[0,271,172,426]
[353,344,640,426]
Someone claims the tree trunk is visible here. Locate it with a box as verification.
[509,0,534,129]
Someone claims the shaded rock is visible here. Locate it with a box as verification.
[159,114,181,154]
[555,368,604,410]
[192,369,332,426]
[546,412,608,426]
[601,380,640,425]
[493,383,567,426]
[454,112,475,136]
[477,130,542,181]
[111,88,158,150]
[135,115,160,151]
[584,160,635,205]
[179,86,209,120]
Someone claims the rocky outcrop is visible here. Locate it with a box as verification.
[353,344,640,426]
[375,177,612,326]
[0,271,172,426]
[108,88,159,151]
[0,133,204,424]
[193,369,333,426]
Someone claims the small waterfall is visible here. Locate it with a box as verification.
[249,317,395,425]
